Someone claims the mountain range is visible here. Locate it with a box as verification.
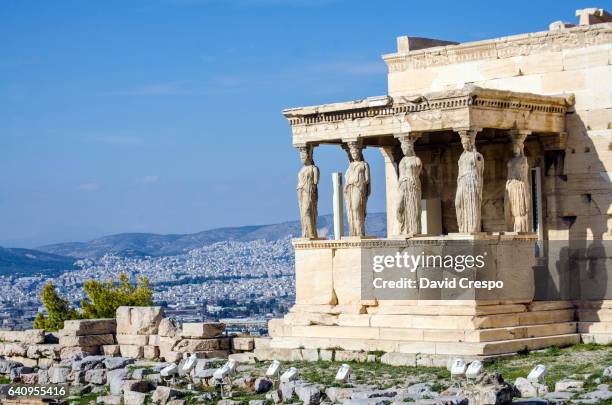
[0,213,387,275]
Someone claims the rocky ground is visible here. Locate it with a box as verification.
[0,343,611,405]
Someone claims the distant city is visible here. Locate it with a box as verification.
[0,214,387,334]
[0,238,295,335]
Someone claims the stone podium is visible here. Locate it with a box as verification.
[263,14,612,364]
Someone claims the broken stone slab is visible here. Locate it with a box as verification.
[108,368,131,395]
[116,334,149,346]
[515,377,549,398]
[229,352,256,364]
[0,342,27,357]
[180,322,225,338]
[160,363,178,377]
[72,355,106,372]
[159,318,180,337]
[60,334,115,347]
[151,385,186,405]
[0,358,23,374]
[85,369,107,385]
[173,338,228,352]
[295,383,324,405]
[60,319,116,336]
[97,395,123,405]
[48,366,71,384]
[102,344,121,356]
[26,344,61,360]
[60,345,99,360]
[104,356,135,371]
[116,306,164,335]
[0,329,45,344]
[232,337,255,351]
[124,390,147,405]
[120,345,144,359]
[20,372,39,384]
[555,379,585,392]
[144,345,160,360]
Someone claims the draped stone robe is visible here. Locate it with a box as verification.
[397,155,422,236]
[345,160,370,237]
[455,150,484,233]
[505,155,531,232]
[297,164,319,238]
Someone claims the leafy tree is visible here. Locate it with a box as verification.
[32,282,80,331]
[80,273,153,319]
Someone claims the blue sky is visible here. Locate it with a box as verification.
[0,0,593,247]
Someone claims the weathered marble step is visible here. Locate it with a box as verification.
[267,332,580,356]
[578,320,612,333]
[273,321,576,343]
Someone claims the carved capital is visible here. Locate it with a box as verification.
[394,132,422,142]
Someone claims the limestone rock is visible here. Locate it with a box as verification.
[116,306,164,335]
[26,344,61,360]
[38,369,49,384]
[97,395,122,405]
[161,363,178,377]
[85,369,107,385]
[120,345,144,359]
[102,345,121,356]
[0,329,45,344]
[108,368,131,395]
[60,319,116,336]
[48,366,71,384]
[159,318,180,337]
[295,383,323,405]
[60,334,115,347]
[104,357,135,370]
[555,379,584,392]
[60,345,99,360]
[151,386,186,405]
[515,377,548,398]
[174,338,225,352]
[0,359,23,374]
[233,337,255,351]
[124,390,147,405]
[116,334,149,346]
[181,322,225,338]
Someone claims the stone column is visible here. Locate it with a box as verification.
[395,132,423,237]
[332,172,344,240]
[379,145,403,238]
[296,144,319,239]
[343,140,370,237]
[454,128,484,233]
[505,130,532,232]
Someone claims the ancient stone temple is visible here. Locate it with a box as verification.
[265,8,612,364]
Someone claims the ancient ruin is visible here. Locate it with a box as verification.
[269,8,612,363]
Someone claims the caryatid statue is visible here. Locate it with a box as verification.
[504,130,532,232]
[396,134,422,236]
[455,129,484,233]
[344,141,370,237]
[296,145,319,239]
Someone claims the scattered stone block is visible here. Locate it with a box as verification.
[124,390,147,405]
[116,306,164,335]
[159,318,180,337]
[26,344,61,360]
[120,345,144,359]
[60,319,116,336]
[151,385,186,404]
[60,345,99,360]
[233,337,255,351]
[229,352,256,363]
[161,363,178,377]
[97,395,122,405]
[555,379,585,392]
[102,345,121,356]
[60,334,115,347]
[108,368,131,395]
[85,369,107,385]
[144,345,160,360]
[0,329,45,344]
[116,334,149,346]
[515,377,548,398]
[181,322,225,338]
[48,366,71,384]
[295,383,323,405]
[174,338,223,352]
